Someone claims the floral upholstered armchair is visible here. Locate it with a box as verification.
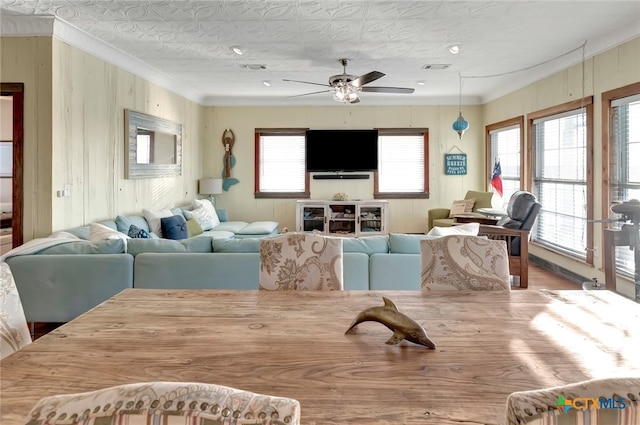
[25,381,301,425]
[259,233,343,290]
[420,234,511,291]
[0,262,31,359]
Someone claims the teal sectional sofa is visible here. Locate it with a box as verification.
[6,231,437,324]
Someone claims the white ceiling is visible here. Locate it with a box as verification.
[1,0,639,106]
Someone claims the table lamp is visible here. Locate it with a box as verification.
[199,178,223,205]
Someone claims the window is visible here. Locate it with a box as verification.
[530,98,593,262]
[486,117,524,207]
[603,83,640,278]
[255,129,308,198]
[136,131,152,164]
[375,129,429,198]
[256,128,428,199]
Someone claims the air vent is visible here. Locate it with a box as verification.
[240,64,267,71]
[421,64,451,70]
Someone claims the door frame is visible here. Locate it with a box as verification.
[1,83,24,248]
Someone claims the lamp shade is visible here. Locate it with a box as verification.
[199,178,223,195]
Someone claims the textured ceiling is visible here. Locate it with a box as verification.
[1,0,639,106]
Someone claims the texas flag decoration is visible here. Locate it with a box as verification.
[491,159,503,197]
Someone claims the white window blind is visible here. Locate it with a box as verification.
[258,134,306,192]
[377,134,424,193]
[532,108,588,258]
[610,94,640,277]
[489,124,520,206]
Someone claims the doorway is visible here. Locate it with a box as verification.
[0,83,24,253]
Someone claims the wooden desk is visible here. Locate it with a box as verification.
[2,289,639,425]
[454,213,499,225]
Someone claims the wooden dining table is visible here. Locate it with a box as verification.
[2,289,639,425]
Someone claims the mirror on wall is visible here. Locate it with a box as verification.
[125,109,182,179]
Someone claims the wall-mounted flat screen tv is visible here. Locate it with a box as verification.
[305,129,379,172]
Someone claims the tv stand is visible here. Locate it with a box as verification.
[312,173,369,180]
[296,200,388,236]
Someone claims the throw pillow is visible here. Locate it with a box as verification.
[142,208,173,237]
[186,218,203,237]
[128,224,151,239]
[183,199,220,231]
[161,215,188,240]
[448,201,468,218]
[89,222,130,242]
[427,222,480,237]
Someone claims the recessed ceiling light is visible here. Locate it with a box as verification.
[417,80,426,86]
[262,80,271,87]
[448,45,461,54]
[231,46,244,55]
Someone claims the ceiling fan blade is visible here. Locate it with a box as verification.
[351,71,385,87]
[283,79,330,88]
[287,89,332,99]
[361,86,415,94]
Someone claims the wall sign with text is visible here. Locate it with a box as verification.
[444,153,467,175]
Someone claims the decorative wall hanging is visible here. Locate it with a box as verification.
[444,145,467,175]
[221,128,239,191]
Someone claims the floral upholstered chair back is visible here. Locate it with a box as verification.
[259,233,344,290]
[420,235,510,291]
[506,376,640,425]
[24,381,301,425]
[1,262,31,360]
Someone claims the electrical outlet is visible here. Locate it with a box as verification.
[593,246,599,258]
[64,184,71,197]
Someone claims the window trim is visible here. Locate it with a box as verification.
[254,128,310,199]
[485,116,525,192]
[602,82,640,224]
[373,128,430,199]
[527,96,594,264]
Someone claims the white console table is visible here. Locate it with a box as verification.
[296,200,388,236]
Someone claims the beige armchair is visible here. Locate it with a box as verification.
[427,190,494,231]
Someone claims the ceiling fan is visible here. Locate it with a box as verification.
[283,58,415,104]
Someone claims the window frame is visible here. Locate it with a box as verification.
[373,128,429,199]
[485,116,525,203]
[602,82,640,279]
[527,96,594,264]
[254,128,310,199]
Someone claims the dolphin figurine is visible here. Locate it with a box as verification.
[345,297,436,349]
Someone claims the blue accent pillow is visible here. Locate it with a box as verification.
[161,215,188,240]
[128,224,151,239]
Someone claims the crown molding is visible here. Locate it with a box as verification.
[0,15,206,105]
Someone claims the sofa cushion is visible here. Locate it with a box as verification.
[115,215,150,234]
[89,223,130,242]
[183,199,220,231]
[127,238,213,256]
[235,221,279,235]
[186,218,203,237]
[199,230,236,240]
[36,239,127,255]
[128,224,151,239]
[161,215,188,240]
[341,235,389,255]
[212,238,261,253]
[466,190,493,211]
[213,221,249,233]
[388,233,439,254]
[142,208,173,237]
[216,208,228,222]
[426,222,479,237]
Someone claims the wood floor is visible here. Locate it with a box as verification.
[31,264,579,339]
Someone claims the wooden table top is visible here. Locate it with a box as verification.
[2,289,639,425]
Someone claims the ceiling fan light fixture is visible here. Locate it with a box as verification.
[231,46,244,55]
[448,45,461,54]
